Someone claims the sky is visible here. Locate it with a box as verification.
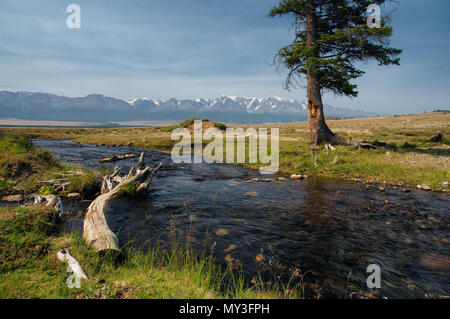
[0,0,449,114]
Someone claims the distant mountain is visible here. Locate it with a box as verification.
[0,91,379,124]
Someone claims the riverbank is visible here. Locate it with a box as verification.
[0,133,305,299]
[2,133,449,299]
[3,112,448,192]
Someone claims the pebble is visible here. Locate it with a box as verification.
[67,193,81,199]
[1,194,23,202]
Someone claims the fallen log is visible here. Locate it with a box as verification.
[427,132,443,143]
[84,152,162,256]
[99,152,136,163]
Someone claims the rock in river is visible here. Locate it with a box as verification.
[215,228,229,237]
[245,191,258,197]
[224,244,237,253]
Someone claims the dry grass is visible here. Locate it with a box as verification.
[1,112,449,191]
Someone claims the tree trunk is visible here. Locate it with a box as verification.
[305,2,337,148]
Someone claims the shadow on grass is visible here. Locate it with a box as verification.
[405,148,450,157]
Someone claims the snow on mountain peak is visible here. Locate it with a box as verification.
[125,95,306,114]
[267,95,287,102]
[0,91,378,121]
[126,98,138,105]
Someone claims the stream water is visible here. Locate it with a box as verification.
[33,139,449,298]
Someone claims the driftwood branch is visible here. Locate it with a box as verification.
[330,135,397,150]
[57,248,88,281]
[31,194,64,217]
[84,153,162,256]
[99,152,136,163]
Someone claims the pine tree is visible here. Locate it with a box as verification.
[270,0,402,147]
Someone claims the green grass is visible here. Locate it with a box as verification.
[155,119,227,133]
[39,185,56,195]
[64,171,101,199]
[0,133,102,198]
[266,140,449,190]
[0,179,11,195]
[0,133,57,180]
[118,182,137,196]
[0,205,56,274]
[0,205,308,299]
[0,132,310,299]
[4,112,448,192]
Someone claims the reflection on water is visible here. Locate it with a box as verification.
[34,139,449,298]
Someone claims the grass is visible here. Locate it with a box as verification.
[0,132,102,199]
[118,182,137,196]
[63,171,102,199]
[0,205,308,299]
[5,112,447,191]
[39,185,56,195]
[0,133,309,299]
[0,114,447,298]
[0,133,57,181]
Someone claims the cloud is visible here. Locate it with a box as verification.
[0,0,448,113]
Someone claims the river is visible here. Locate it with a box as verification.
[33,139,449,299]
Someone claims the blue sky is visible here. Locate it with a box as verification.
[0,0,449,114]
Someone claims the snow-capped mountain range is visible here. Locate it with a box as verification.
[125,95,307,114]
[0,91,378,124]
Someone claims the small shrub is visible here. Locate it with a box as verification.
[157,124,179,132]
[39,185,55,195]
[0,179,9,190]
[179,118,208,128]
[214,122,227,131]
[119,182,137,196]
